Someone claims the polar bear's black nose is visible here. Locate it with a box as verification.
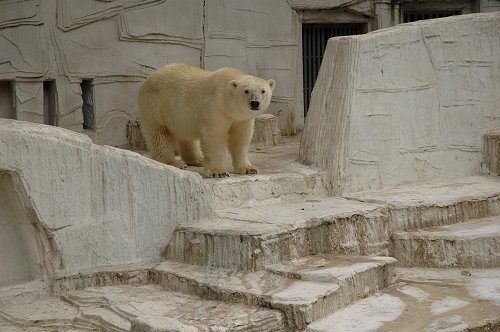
[250,100,260,110]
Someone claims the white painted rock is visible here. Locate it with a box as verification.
[299,12,500,195]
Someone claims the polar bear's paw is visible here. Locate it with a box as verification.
[170,159,188,169]
[205,168,230,178]
[185,154,204,167]
[235,165,258,175]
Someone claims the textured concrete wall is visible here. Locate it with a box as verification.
[204,0,301,134]
[0,0,383,144]
[0,0,203,147]
[1,1,492,145]
[299,12,500,195]
[0,119,215,276]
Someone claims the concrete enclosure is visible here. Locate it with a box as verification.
[1,8,500,330]
[300,12,500,195]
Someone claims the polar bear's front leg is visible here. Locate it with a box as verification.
[200,129,230,178]
[228,120,258,175]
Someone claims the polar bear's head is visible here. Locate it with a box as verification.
[230,76,276,119]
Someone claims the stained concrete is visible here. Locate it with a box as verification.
[483,131,500,175]
[308,268,500,332]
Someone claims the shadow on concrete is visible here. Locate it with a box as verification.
[0,171,61,287]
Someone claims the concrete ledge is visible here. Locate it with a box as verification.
[347,175,500,232]
[164,198,389,270]
[392,216,500,268]
[205,171,326,209]
[0,119,216,276]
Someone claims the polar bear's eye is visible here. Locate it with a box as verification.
[244,89,249,94]
[261,89,266,94]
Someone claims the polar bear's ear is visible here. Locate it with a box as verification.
[230,80,238,89]
[268,79,276,91]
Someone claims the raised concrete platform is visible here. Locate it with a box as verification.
[0,119,216,277]
[134,135,327,210]
[198,135,327,209]
[393,216,500,268]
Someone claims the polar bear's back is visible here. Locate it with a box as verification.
[139,63,243,107]
[138,64,244,140]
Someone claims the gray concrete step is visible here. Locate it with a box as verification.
[0,283,285,331]
[345,175,500,232]
[205,170,326,209]
[392,216,500,268]
[307,267,500,332]
[164,197,389,270]
[1,256,396,331]
[165,176,500,271]
[196,135,328,210]
[151,255,397,330]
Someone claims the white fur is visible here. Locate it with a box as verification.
[138,63,276,177]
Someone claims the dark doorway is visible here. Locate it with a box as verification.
[43,80,57,126]
[0,81,15,119]
[302,23,365,116]
[81,79,95,130]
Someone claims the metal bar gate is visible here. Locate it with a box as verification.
[302,23,364,116]
[403,11,461,23]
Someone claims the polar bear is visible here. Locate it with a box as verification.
[138,64,276,178]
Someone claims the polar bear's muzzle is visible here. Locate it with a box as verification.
[250,100,261,111]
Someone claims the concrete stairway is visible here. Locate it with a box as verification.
[1,137,499,331]
[158,173,500,331]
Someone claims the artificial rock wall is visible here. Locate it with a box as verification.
[0,0,289,145]
[299,12,500,195]
[0,119,215,282]
[0,0,386,146]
